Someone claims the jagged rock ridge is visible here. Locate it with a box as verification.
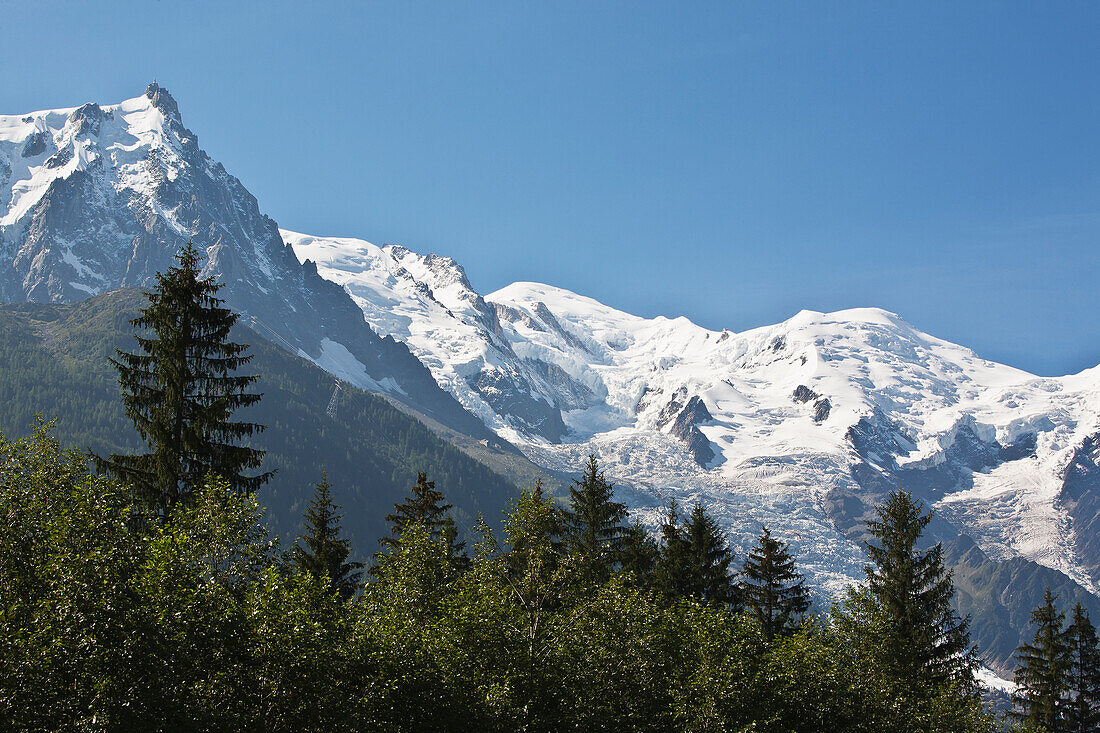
[0,84,496,441]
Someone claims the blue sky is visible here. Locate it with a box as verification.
[3,1,1098,375]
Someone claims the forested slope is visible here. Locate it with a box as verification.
[0,288,524,551]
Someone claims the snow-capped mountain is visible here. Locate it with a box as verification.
[3,85,1097,673]
[0,84,495,440]
[289,230,1100,671]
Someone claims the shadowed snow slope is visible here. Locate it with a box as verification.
[0,85,495,440]
[3,84,1096,676]
[291,230,1100,673]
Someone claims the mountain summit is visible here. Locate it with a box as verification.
[4,86,1099,675]
[0,84,495,439]
[289,229,1100,674]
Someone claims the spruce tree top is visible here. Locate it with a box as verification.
[742,526,810,640]
[293,472,363,599]
[865,490,975,689]
[563,454,627,582]
[100,242,269,511]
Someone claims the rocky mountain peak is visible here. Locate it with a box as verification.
[144,81,181,120]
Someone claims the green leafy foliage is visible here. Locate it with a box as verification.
[0,423,1002,731]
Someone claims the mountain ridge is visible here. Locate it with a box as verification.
[0,83,500,444]
[4,86,1100,675]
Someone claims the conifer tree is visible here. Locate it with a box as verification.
[741,526,810,640]
[378,472,467,565]
[683,502,739,605]
[1014,588,1072,731]
[562,455,627,583]
[862,490,976,689]
[1065,602,1100,732]
[655,500,689,597]
[292,472,363,599]
[98,242,268,513]
[619,519,659,588]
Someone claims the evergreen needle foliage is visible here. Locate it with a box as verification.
[292,472,364,599]
[97,243,269,512]
[742,526,811,641]
[562,454,627,583]
[655,500,739,605]
[860,490,976,689]
[1065,601,1100,732]
[378,471,467,570]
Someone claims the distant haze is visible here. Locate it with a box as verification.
[2,1,1098,375]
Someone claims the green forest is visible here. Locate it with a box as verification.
[0,288,525,551]
[3,248,1099,732]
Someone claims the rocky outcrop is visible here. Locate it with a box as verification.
[658,389,715,466]
[21,131,47,158]
[67,103,103,136]
[1061,434,1100,587]
[467,368,567,442]
[0,83,500,444]
[792,384,818,403]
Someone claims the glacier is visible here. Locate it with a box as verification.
[3,84,1098,675]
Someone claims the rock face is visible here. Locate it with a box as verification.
[280,238,1100,674]
[0,84,496,441]
[8,86,1100,677]
[657,391,715,466]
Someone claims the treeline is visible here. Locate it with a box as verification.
[1,243,1092,731]
[2,422,992,732]
[0,288,519,551]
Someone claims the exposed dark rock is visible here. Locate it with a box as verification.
[145,81,180,120]
[635,386,661,414]
[523,358,595,412]
[812,397,831,423]
[494,302,546,332]
[68,103,103,136]
[671,395,712,437]
[532,301,590,352]
[1060,433,1100,587]
[21,131,48,158]
[44,147,72,169]
[467,368,567,442]
[683,427,715,466]
[657,390,715,466]
[770,335,785,352]
[792,384,818,403]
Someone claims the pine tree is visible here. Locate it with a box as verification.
[1065,602,1100,732]
[682,503,739,605]
[562,455,627,583]
[97,242,268,513]
[378,472,467,565]
[619,519,659,588]
[863,490,976,688]
[292,473,364,600]
[1014,589,1072,731]
[741,526,810,640]
[655,500,690,598]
